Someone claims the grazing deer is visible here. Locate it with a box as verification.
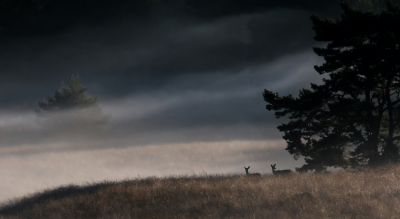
[271,164,293,176]
[244,166,261,177]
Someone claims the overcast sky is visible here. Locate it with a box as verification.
[0,0,347,203]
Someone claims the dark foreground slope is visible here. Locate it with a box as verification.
[1,166,400,219]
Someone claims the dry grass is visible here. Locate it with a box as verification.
[2,165,400,219]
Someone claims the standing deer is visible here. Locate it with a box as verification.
[244,166,261,177]
[271,164,293,176]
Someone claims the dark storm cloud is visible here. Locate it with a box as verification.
[0,0,341,37]
[0,50,322,149]
[0,0,334,149]
[109,53,321,130]
[127,9,315,75]
[0,7,328,104]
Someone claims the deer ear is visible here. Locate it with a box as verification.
[248,166,250,168]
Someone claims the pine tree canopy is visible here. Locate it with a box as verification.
[36,75,109,133]
[263,1,400,171]
[37,75,99,113]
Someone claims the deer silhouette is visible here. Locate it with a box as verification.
[271,164,293,175]
[244,166,261,177]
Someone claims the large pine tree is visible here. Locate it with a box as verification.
[263,1,400,171]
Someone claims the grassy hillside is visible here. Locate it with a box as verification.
[1,165,400,219]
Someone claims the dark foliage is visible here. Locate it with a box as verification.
[263,1,400,171]
[37,75,98,113]
[35,75,109,134]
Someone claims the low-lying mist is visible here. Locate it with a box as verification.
[0,140,302,204]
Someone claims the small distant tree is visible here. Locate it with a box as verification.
[36,75,109,134]
[263,1,400,171]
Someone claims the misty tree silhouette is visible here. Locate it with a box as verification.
[263,1,400,171]
[36,75,109,136]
